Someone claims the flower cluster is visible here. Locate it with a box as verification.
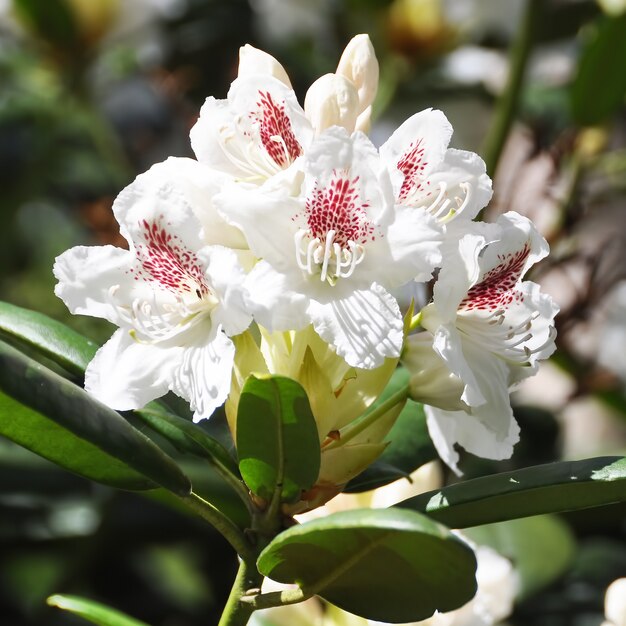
[54,34,557,491]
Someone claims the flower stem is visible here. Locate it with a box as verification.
[323,383,410,451]
[177,492,253,560]
[481,0,543,178]
[218,559,265,626]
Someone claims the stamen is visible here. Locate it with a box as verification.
[320,230,336,282]
[293,229,366,283]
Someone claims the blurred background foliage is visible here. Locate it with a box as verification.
[0,0,625,624]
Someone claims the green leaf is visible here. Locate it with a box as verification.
[135,404,239,476]
[0,391,153,490]
[398,456,626,527]
[0,301,97,376]
[0,339,191,496]
[47,594,150,626]
[464,515,576,599]
[237,375,320,503]
[257,508,477,623]
[346,376,436,491]
[571,13,626,125]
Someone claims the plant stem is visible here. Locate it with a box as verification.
[481,0,542,178]
[240,587,312,611]
[218,559,265,626]
[323,384,410,451]
[177,492,253,560]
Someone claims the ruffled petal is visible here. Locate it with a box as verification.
[214,179,300,273]
[361,203,443,286]
[140,157,248,249]
[244,261,310,332]
[431,321,486,407]
[425,403,520,475]
[170,329,236,422]
[85,328,180,411]
[198,245,252,337]
[424,148,493,222]
[112,162,206,255]
[54,245,134,327]
[380,108,453,202]
[307,282,403,369]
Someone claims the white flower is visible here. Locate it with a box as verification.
[54,159,251,421]
[190,74,313,185]
[380,108,492,224]
[403,212,558,472]
[217,127,442,369]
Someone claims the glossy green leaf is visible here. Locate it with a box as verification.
[571,13,626,125]
[47,594,150,626]
[0,339,191,496]
[0,391,153,490]
[135,404,239,476]
[347,367,436,492]
[237,375,320,503]
[464,515,576,599]
[398,456,626,527]
[0,301,97,376]
[257,508,477,622]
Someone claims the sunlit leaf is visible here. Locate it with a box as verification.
[237,375,320,503]
[257,508,477,622]
[0,300,97,376]
[0,339,191,495]
[47,594,150,626]
[398,456,626,527]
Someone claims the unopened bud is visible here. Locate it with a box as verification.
[304,73,360,133]
[238,44,292,87]
[336,34,379,114]
[402,332,466,411]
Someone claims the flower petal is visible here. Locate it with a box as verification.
[307,282,403,369]
[426,148,493,221]
[54,245,133,327]
[244,261,310,332]
[199,245,252,337]
[141,157,248,249]
[425,402,520,475]
[380,108,453,202]
[85,328,180,411]
[170,329,236,422]
[112,161,206,254]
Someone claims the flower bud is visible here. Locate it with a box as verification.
[238,44,292,87]
[401,332,466,412]
[336,34,379,115]
[304,73,360,133]
[226,326,399,512]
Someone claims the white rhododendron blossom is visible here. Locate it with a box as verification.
[217,127,442,369]
[190,73,313,184]
[403,212,558,472]
[54,33,557,484]
[380,108,493,226]
[54,161,251,421]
